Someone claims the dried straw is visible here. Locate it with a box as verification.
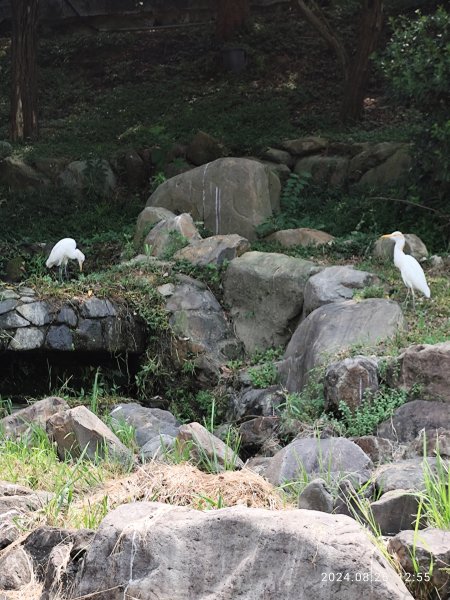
[72,462,290,514]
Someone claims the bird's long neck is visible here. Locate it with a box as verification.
[393,238,406,269]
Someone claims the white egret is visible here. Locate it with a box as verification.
[381,231,430,308]
[46,238,85,280]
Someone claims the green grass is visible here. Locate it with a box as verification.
[0,425,129,529]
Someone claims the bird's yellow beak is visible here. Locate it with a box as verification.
[381,234,392,239]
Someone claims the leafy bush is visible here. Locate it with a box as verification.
[338,386,407,437]
[379,7,450,198]
[379,8,449,112]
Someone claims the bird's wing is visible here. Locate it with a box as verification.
[401,255,430,296]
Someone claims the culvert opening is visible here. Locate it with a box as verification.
[0,350,142,404]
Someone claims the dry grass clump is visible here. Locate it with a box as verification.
[0,581,43,600]
[71,461,290,518]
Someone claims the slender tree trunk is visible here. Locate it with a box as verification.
[216,0,250,42]
[296,0,383,122]
[340,0,383,122]
[10,0,39,141]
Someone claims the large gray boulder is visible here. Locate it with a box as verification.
[377,400,450,442]
[279,299,404,393]
[265,228,334,248]
[388,528,450,597]
[227,386,284,421]
[373,232,428,261]
[265,437,372,486]
[303,266,380,316]
[58,159,116,196]
[294,155,349,185]
[68,502,411,600]
[174,234,250,266]
[143,213,201,258]
[324,356,379,413]
[177,422,244,471]
[166,277,242,381]
[46,406,134,467]
[146,158,279,241]
[370,490,420,535]
[373,458,440,493]
[0,156,49,189]
[0,396,69,439]
[109,403,180,448]
[133,206,175,250]
[224,251,319,352]
[0,546,33,590]
[386,342,450,402]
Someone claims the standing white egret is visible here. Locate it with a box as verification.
[46,238,85,280]
[381,231,430,308]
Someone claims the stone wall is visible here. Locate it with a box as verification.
[0,285,146,353]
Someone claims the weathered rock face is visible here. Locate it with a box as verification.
[186,130,227,166]
[46,406,134,467]
[297,478,334,513]
[0,396,69,438]
[370,490,420,535]
[265,437,372,486]
[174,234,250,266]
[373,458,439,493]
[389,528,450,597]
[303,265,380,316]
[0,287,146,353]
[352,435,394,464]
[373,232,428,261]
[404,428,450,459]
[23,526,94,581]
[227,386,284,422]
[265,228,334,248]
[377,400,450,442]
[386,343,450,402]
[166,277,242,381]
[0,546,33,590]
[109,403,180,448]
[68,502,411,600]
[177,422,244,471]
[133,206,175,250]
[324,356,379,413]
[58,159,116,197]
[279,299,404,393]
[224,251,319,353]
[143,213,202,258]
[0,156,49,189]
[238,416,280,456]
[146,158,279,241]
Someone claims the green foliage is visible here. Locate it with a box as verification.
[379,8,449,112]
[337,386,407,437]
[247,347,283,389]
[420,445,450,530]
[353,284,386,300]
[248,362,278,389]
[256,172,314,237]
[160,231,190,260]
[379,7,450,203]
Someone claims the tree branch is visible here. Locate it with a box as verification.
[369,196,450,226]
[296,0,349,79]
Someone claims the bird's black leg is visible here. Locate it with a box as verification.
[59,265,63,282]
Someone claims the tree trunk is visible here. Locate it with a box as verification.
[216,0,250,42]
[10,0,39,141]
[340,0,383,122]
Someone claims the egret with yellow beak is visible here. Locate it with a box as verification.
[381,231,430,308]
